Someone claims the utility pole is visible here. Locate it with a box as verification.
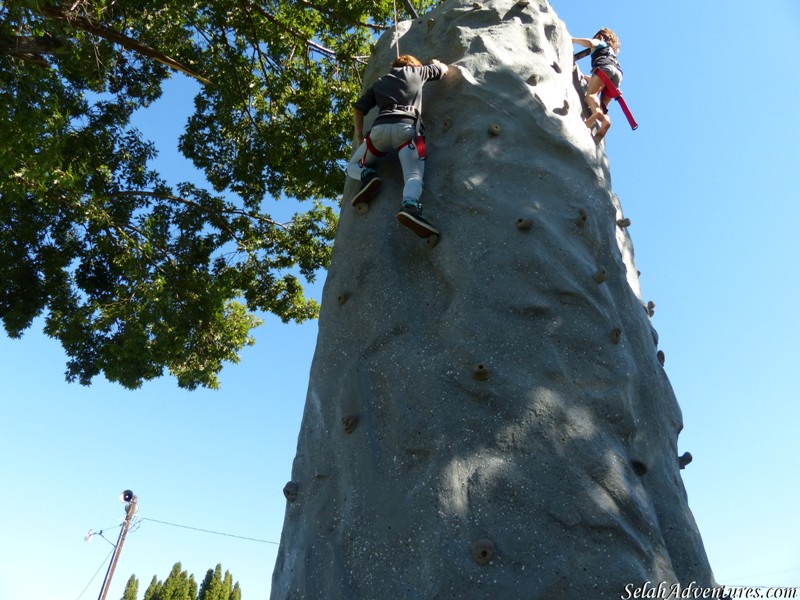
[97,490,138,600]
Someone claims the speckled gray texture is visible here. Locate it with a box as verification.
[270,1,715,598]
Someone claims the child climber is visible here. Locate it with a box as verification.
[346,54,449,238]
[571,28,622,143]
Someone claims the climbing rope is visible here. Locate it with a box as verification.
[393,0,401,57]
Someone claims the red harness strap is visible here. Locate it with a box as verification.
[398,136,427,160]
[359,133,387,167]
[595,69,638,130]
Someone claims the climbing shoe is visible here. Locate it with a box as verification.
[352,169,382,207]
[396,204,439,238]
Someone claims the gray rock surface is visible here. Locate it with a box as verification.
[271,1,716,598]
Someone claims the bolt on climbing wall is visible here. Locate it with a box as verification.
[270,1,717,598]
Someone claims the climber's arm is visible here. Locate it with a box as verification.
[571,37,600,49]
[353,108,365,145]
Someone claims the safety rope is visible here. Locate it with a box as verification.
[393,0,400,57]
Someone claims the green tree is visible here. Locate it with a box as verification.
[0,0,433,389]
[156,563,197,600]
[142,575,161,600]
[197,563,240,600]
[129,563,242,600]
[121,574,139,600]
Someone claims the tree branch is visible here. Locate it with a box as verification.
[241,0,336,59]
[401,0,420,20]
[0,32,66,54]
[297,0,388,32]
[240,0,366,64]
[36,4,212,85]
[110,190,291,231]
[0,32,67,66]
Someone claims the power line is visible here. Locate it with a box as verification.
[75,547,115,600]
[138,517,279,545]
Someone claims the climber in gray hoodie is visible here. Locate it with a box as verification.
[347,54,449,238]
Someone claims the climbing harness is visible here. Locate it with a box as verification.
[364,134,387,159]
[573,50,638,131]
[388,105,427,161]
[594,68,638,130]
[369,104,428,161]
[398,135,427,160]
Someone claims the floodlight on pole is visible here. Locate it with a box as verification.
[96,490,138,600]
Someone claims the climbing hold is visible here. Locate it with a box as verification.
[575,208,587,227]
[355,202,369,215]
[527,74,539,86]
[630,460,648,476]
[657,350,665,366]
[593,267,608,283]
[553,100,569,116]
[551,61,562,74]
[651,327,659,347]
[473,363,491,381]
[427,234,439,249]
[342,415,359,434]
[517,0,530,6]
[471,539,494,565]
[488,123,501,136]
[427,19,435,31]
[516,217,533,231]
[442,117,452,132]
[283,481,299,502]
[337,293,348,306]
[609,327,622,344]
[617,217,631,228]
[678,452,693,470]
[472,2,482,9]
[647,300,656,317]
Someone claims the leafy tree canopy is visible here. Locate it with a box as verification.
[197,563,240,600]
[122,574,139,600]
[129,562,239,600]
[1,0,433,389]
[142,562,196,600]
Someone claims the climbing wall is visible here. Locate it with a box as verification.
[270,1,716,598]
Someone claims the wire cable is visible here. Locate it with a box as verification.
[75,546,115,600]
[138,517,278,545]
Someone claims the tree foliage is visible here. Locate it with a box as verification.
[121,574,139,600]
[0,0,434,389]
[197,564,240,600]
[128,562,240,600]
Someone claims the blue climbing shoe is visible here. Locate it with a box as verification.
[396,204,439,238]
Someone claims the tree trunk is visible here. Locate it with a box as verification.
[271,1,716,598]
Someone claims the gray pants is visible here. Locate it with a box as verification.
[347,123,424,206]
[594,65,622,88]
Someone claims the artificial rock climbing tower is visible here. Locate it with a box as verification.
[271,1,716,598]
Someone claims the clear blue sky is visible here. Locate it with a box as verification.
[1,1,799,598]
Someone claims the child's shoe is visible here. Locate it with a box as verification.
[352,168,382,206]
[396,204,439,238]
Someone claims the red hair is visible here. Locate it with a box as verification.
[392,54,422,68]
